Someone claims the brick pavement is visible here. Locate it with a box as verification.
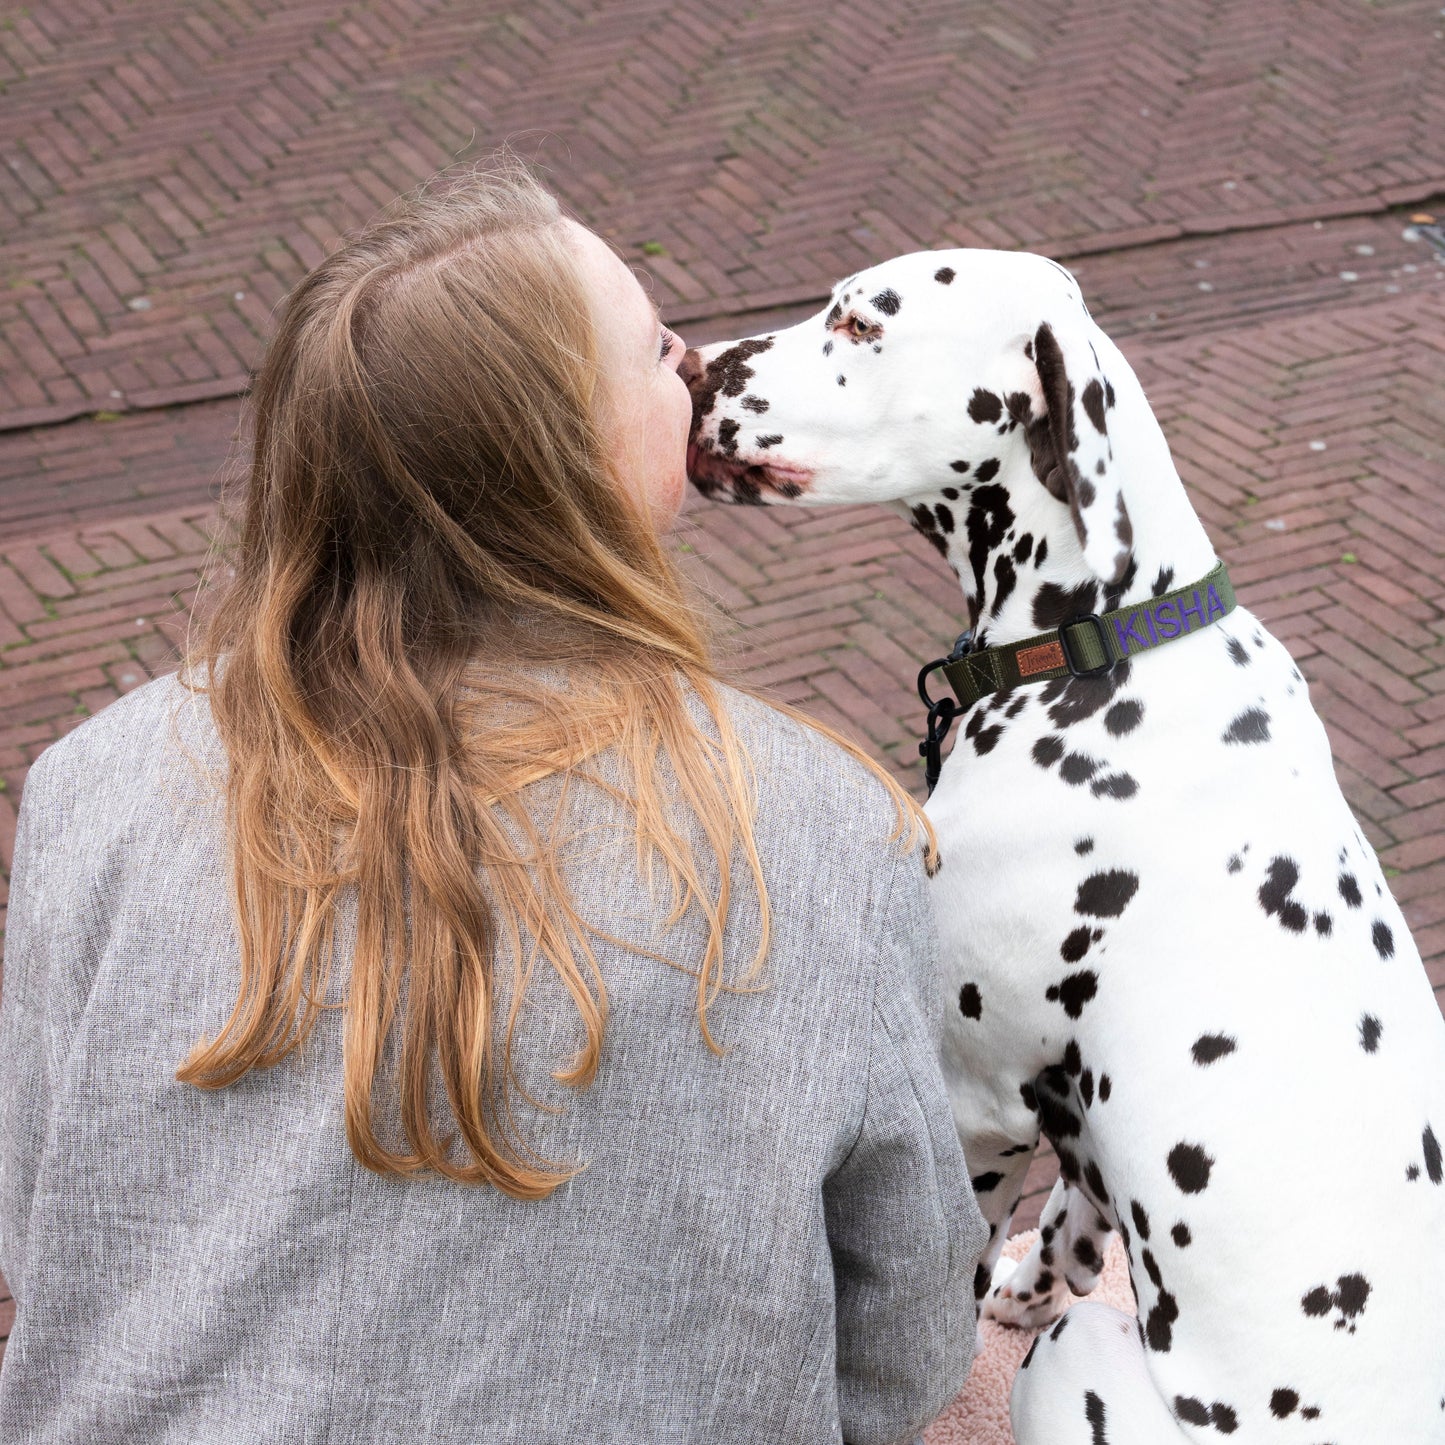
[2,0,1444,426]
[3,0,1445,1375]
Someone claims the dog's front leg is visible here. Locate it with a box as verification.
[950,1113,1041,1322]
[986,1177,1113,1330]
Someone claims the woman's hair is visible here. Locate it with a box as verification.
[180,160,933,1197]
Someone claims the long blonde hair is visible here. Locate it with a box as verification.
[181,161,932,1197]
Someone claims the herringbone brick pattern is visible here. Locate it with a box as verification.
[3,0,1444,425]
[3,0,1445,1372]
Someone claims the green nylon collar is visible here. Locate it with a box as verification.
[941,560,1236,710]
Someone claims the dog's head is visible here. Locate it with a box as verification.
[685,248,1134,586]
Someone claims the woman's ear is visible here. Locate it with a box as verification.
[1032,318,1132,585]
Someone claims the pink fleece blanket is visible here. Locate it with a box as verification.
[924,1230,1136,1445]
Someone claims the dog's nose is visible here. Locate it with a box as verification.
[679,347,705,390]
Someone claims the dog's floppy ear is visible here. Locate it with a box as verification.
[1031,319,1132,585]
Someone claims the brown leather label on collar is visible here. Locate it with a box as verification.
[1017,640,1066,677]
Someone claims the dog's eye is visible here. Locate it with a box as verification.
[833,311,883,343]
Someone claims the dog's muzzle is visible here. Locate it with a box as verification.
[686,441,812,504]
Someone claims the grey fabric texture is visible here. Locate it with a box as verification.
[0,672,985,1445]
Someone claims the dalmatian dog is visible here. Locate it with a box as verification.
[682,250,1445,1443]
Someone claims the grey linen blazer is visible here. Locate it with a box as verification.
[0,673,986,1445]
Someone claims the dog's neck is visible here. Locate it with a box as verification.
[899,371,1216,651]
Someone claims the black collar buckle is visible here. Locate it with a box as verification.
[1058,613,1116,679]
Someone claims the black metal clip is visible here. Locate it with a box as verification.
[916,630,972,795]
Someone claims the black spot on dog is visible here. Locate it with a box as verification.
[825,303,842,326]
[910,503,949,558]
[1098,1074,1111,1102]
[1064,1040,1082,1075]
[1081,378,1109,435]
[1338,872,1362,908]
[836,374,846,387]
[1408,1163,1421,1181]
[870,288,901,316]
[959,983,982,1019]
[1259,856,1307,933]
[1223,707,1271,745]
[968,388,1003,425]
[1300,1406,1320,1421]
[1080,1068,1095,1105]
[1049,970,1099,1019]
[1146,1289,1180,1352]
[971,1171,1003,1193]
[755,433,783,448]
[740,394,769,413]
[1033,735,1065,769]
[1060,752,1100,786]
[1061,927,1093,963]
[1425,1124,1443,1184]
[1049,1313,1070,1342]
[1075,869,1139,918]
[974,457,1001,483]
[1073,1234,1104,1276]
[1104,699,1143,736]
[1226,854,1243,874]
[950,459,969,474]
[1226,636,1251,667]
[1171,1222,1192,1248]
[1083,1160,1108,1208]
[965,482,1014,603]
[974,1261,992,1299]
[1372,919,1394,959]
[1270,1388,1298,1418]
[1084,1390,1108,1444]
[992,553,1017,616]
[1142,1247,1164,1290]
[1131,1199,1151,1241]
[1152,565,1176,598]
[935,266,955,284]
[1192,1034,1237,1065]
[1301,1273,1370,1332]
[1168,1142,1214,1193]
[941,486,960,501]
[1314,911,1332,936]
[1075,837,1094,855]
[1358,1013,1382,1052]
[690,336,776,430]
[1209,1403,1239,1433]
[1012,532,1034,566]
[1175,1397,1210,1426]
[1036,1083,1083,1141]
[1090,772,1138,799]
[1041,670,1125,730]
[717,417,740,456]
[934,503,955,534]
[1019,1080,1039,1113]
[1100,555,1139,615]
[964,714,1003,755]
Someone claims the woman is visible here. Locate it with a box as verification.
[0,163,985,1444]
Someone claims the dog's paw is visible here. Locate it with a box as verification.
[984,1253,1069,1331]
